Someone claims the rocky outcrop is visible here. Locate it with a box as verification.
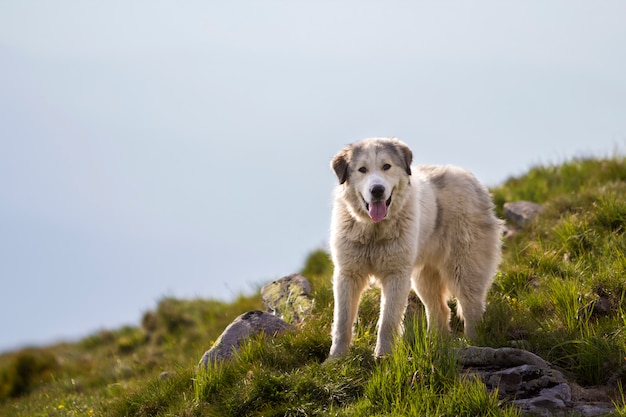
[199,274,313,368]
[198,310,294,368]
[198,274,617,416]
[261,273,313,324]
[456,346,615,416]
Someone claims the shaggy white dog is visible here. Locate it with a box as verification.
[328,138,502,358]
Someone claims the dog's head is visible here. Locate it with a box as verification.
[331,138,413,222]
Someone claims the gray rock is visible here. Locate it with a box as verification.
[198,310,294,368]
[159,371,175,379]
[570,384,616,417]
[592,296,613,316]
[485,364,569,400]
[571,403,617,417]
[456,346,550,369]
[457,346,615,416]
[504,201,544,228]
[261,273,314,324]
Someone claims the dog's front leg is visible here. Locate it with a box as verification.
[329,271,367,359]
[374,275,411,358]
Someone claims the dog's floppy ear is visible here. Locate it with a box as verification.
[331,146,351,184]
[396,141,413,176]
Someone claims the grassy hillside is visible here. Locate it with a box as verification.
[2,156,626,416]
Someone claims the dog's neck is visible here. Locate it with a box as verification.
[334,185,417,244]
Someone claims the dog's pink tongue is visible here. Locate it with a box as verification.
[369,201,387,222]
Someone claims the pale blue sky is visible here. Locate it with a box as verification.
[1,1,625,351]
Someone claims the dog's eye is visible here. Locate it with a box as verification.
[382,164,391,171]
[358,167,367,173]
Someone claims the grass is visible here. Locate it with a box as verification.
[355,318,514,417]
[2,155,626,416]
[486,160,626,390]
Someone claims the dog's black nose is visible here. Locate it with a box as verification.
[371,184,385,200]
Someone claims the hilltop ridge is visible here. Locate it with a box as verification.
[2,156,626,416]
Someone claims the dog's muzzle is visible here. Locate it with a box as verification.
[364,185,392,222]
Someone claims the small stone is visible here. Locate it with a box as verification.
[261,273,314,324]
[198,310,294,368]
[592,296,612,316]
[456,346,550,369]
[541,383,572,403]
[504,201,543,228]
[571,403,617,417]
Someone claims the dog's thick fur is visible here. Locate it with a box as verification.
[328,138,502,358]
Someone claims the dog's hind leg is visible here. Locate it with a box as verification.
[452,274,489,339]
[412,264,451,335]
[374,274,411,357]
[329,272,368,359]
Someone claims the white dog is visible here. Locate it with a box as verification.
[328,138,502,358]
